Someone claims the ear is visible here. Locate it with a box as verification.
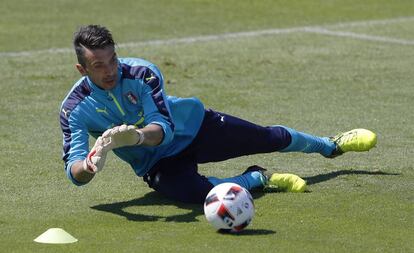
[76,64,87,76]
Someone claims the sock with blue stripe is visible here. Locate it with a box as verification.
[278,125,336,157]
[208,171,266,190]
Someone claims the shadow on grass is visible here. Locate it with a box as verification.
[91,192,276,234]
[91,191,203,223]
[303,169,400,186]
[218,229,276,236]
[91,188,268,223]
[91,169,396,224]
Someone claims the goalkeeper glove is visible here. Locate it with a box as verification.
[83,137,110,173]
[101,124,145,149]
[83,125,144,173]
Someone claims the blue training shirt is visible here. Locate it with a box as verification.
[59,58,205,185]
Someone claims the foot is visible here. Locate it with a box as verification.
[243,165,306,193]
[328,128,377,158]
[242,165,268,188]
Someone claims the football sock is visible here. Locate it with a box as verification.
[208,171,266,190]
[278,126,336,157]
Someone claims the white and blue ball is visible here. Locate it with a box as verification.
[204,183,254,232]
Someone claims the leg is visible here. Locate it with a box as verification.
[172,109,307,192]
[187,109,292,163]
[177,109,337,193]
[143,155,213,204]
[278,126,335,157]
[186,109,336,162]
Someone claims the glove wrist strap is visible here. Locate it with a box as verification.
[136,129,145,145]
[83,157,95,174]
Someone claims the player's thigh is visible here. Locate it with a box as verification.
[193,109,290,163]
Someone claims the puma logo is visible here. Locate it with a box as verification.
[145,74,156,82]
[96,107,109,115]
[62,108,70,118]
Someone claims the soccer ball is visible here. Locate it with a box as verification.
[204,183,254,232]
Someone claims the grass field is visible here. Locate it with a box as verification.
[1,1,413,252]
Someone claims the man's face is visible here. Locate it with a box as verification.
[76,46,118,90]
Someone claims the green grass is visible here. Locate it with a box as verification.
[1,1,413,252]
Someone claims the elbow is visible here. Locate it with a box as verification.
[148,129,165,146]
[159,123,174,146]
[67,169,88,186]
[70,177,88,186]
[65,162,89,186]
[146,122,174,146]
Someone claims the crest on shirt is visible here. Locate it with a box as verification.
[125,91,138,105]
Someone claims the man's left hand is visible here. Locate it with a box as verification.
[102,124,144,149]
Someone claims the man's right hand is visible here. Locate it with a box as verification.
[83,137,110,173]
[82,124,146,174]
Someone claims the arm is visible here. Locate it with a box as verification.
[60,104,104,185]
[140,66,175,146]
[70,160,95,184]
[100,123,164,149]
[69,124,162,184]
[102,65,173,148]
[139,123,164,146]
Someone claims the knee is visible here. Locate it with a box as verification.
[144,171,213,204]
[143,170,162,190]
[144,171,162,189]
[270,125,292,150]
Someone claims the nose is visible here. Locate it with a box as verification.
[103,64,116,77]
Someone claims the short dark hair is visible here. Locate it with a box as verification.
[73,25,115,67]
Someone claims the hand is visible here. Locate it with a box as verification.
[82,125,144,174]
[101,124,144,149]
[83,137,110,173]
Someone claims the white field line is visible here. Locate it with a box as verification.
[1,16,414,58]
[304,27,414,45]
[324,16,414,28]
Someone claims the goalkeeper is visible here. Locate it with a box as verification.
[59,25,377,204]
